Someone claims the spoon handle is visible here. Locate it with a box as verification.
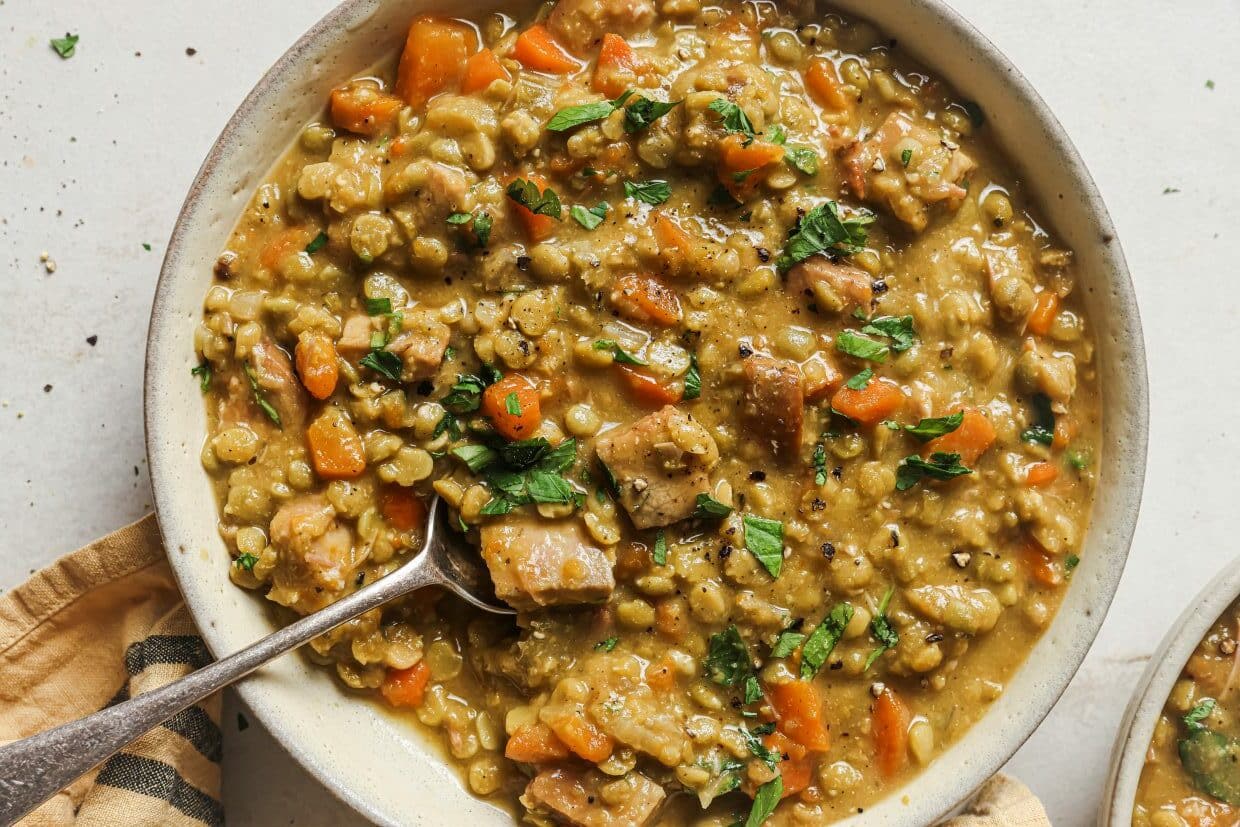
[0,555,437,825]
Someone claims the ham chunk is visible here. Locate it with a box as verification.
[387,309,450,380]
[594,406,719,530]
[337,314,376,359]
[843,111,977,231]
[548,0,656,53]
[268,495,359,613]
[741,357,804,458]
[248,337,306,429]
[480,518,615,610]
[522,768,666,827]
[786,257,873,315]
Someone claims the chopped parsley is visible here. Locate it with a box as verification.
[864,586,899,670]
[451,444,500,473]
[771,627,807,659]
[861,315,917,352]
[190,362,211,393]
[622,95,681,133]
[623,179,672,206]
[1067,449,1090,471]
[745,777,783,827]
[1065,554,1081,575]
[570,202,610,230]
[903,412,964,441]
[506,178,562,219]
[693,493,733,519]
[593,339,647,365]
[742,514,784,578]
[359,349,402,382]
[505,392,522,416]
[243,364,282,427]
[845,368,874,391]
[901,148,913,167]
[708,98,756,141]
[895,452,972,491]
[304,231,329,254]
[813,442,828,485]
[684,352,701,400]
[705,625,756,690]
[50,33,79,59]
[235,553,259,572]
[594,636,620,653]
[365,297,393,315]
[1185,698,1217,733]
[441,366,503,414]
[741,725,781,769]
[653,529,668,565]
[547,93,631,132]
[1021,393,1055,445]
[767,124,787,144]
[776,200,874,271]
[446,212,471,225]
[835,330,890,363]
[142,242,152,252]
[446,211,491,247]
[801,603,853,679]
[784,145,820,176]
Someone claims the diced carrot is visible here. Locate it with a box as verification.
[546,713,614,763]
[1021,540,1063,588]
[259,227,316,270]
[1027,291,1059,336]
[380,661,431,708]
[306,408,366,479]
[389,135,413,158]
[768,680,831,753]
[612,274,682,327]
[508,173,558,243]
[1052,415,1077,449]
[593,33,640,98]
[872,687,910,778]
[1025,461,1059,487]
[482,374,541,440]
[654,599,687,641]
[923,408,996,466]
[512,25,579,74]
[617,366,683,407]
[504,722,572,764]
[461,47,511,94]
[295,333,339,400]
[652,211,692,251]
[805,57,850,111]
[802,353,844,403]
[718,134,785,199]
[329,82,403,136]
[380,486,427,531]
[395,16,478,108]
[830,378,904,426]
[645,656,677,691]
[779,757,815,799]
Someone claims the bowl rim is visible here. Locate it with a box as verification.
[144,0,1149,824]
[1100,560,1240,825]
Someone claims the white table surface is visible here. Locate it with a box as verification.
[2,0,1236,823]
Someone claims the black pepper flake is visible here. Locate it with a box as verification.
[925,632,944,644]
[890,529,900,547]
[185,47,197,56]
[829,661,844,671]
[237,713,249,731]
[415,380,434,397]
[43,384,52,393]
[748,470,766,482]
[718,544,734,559]
[831,466,842,480]
[738,344,753,359]
[811,498,825,512]
[516,255,531,271]
[86,335,98,346]
[872,280,889,295]
[355,571,365,586]
[755,247,771,263]
[940,346,954,360]
[821,542,836,561]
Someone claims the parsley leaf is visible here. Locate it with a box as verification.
[505,392,522,416]
[191,362,211,393]
[1021,393,1055,445]
[693,493,733,519]
[741,726,781,769]
[744,675,763,704]
[767,124,788,144]
[771,628,806,659]
[243,364,282,427]
[862,315,917,352]
[595,636,620,652]
[1185,698,1216,733]
[1065,553,1081,574]
[473,212,493,247]
[50,33,79,59]
[593,339,647,365]
[359,349,402,382]
[896,452,972,491]
[835,330,889,363]
[547,97,624,132]
[365,297,393,315]
[624,179,672,206]
[901,148,913,167]
[445,212,472,225]
[743,514,784,578]
[653,529,668,565]
[441,369,502,414]
[812,442,827,485]
[801,603,853,679]
[451,444,500,473]
[684,352,702,400]
[864,586,899,670]
[708,98,756,140]
[705,625,754,688]
[745,777,783,827]
[845,368,874,391]
[623,95,681,133]
[570,202,610,230]
[506,178,563,219]
[235,553,259,572]
[785,145,820,176]
[776,201,874,271]
[305,231,329,254]
[903,412,964,441]
[1067,449,1090,471]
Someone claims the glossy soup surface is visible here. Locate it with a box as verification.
[194,0,1100,823]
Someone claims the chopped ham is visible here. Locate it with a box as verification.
[843,111,977,231]
[594,406,719,529]
[268,495,359,612]
[387,309,450,380]
[522,768,666,827]
[248,337,307,428]
[801,352,844,403]
[480,518,615,610]
[786,256,873,315]
[548,0,656,53]
[741,356,805,458]
[337,314,376,358]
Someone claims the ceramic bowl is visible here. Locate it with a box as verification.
[1100,562,1240,824]
[144,0,1149,823]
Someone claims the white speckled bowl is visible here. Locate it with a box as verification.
[1101,562,1240,825]
[144,1,1149,823]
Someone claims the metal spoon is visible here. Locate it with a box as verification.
[0,496,511,824]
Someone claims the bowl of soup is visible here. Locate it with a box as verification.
[145,0,1147,823]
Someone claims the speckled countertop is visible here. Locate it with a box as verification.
[1,0,1237,823]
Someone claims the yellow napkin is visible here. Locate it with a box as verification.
[0,517,1051,827]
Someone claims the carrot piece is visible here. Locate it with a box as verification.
[1027,291,1060,336]
[652,211,692,251]
[830,378,904,426]
[1021,540,1063,587]
[778,757,815,798]
[395,16,478,108]
[1025,461,1059,487]
[617,366,683,407]
[295,333,339,400]
[719,134,785,173]
[512,24,579,74]
[768,680,831,753]
[805,57,850,111]
[507,174,558,243]
[872,687,910,778]
[1052,415,1077,449]
[482,374,541,440]
[654,600,687,641]
[329,82,403,136]
[504,722,572,764]
[923,408,996,466]
[461,47,511,94]
[259,227,315,270]
[380,661,431,708]
[380,486,427,531]
[306,408,367,479]
[645,656,677,691]
[546,713,614,763]
[612,274,682,327]
[593,33,640,98]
